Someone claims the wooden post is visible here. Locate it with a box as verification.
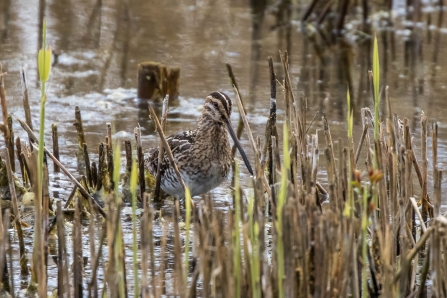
[137,62,167,100]
[167,67,180,100]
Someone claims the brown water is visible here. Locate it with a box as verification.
[1,0,447,295]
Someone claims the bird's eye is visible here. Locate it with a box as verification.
[213,102,218,108]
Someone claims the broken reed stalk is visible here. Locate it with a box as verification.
[233,85,272,199]
[135,125,145,201]
[148,105,189,200]
[85,194,97,298]
[265,56,278,203]
[73,196,83,297]
[232,83,257,156]
[89,225,106,298]
[226,63,247,157]
[0,71,15,173]
[158,221,168,296]
[56,201,70,298]
[52,123,60,172]
[84,143,93,188]
[91,161,98,189]
[140,194,150,297]
[125,139,132,176]
[355,122,368,164]
[20,67,33,145]
[154,96,169,203]
[173,201,184,296]
[17,118,107,218]
[74,106,86,158]
[0,209,10,294]
[3,148,28,275]
[432,122,440,216]
[15,137,27,187]
[48,183,78,232]
[7,218,14,298]
[129,158,139,297]
[97,143,105,192]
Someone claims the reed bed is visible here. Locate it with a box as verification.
[0,12,446,298]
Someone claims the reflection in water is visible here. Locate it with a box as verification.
[0,0,11,41]
[248,0,266,105]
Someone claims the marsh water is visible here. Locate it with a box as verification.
[1,0,447,295]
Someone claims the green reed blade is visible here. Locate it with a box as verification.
[130,157,139,298]
[373,35,380,143]
[347,87,353,139]
[276,122,290,298]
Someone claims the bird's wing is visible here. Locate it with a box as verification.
[144,130,197,175]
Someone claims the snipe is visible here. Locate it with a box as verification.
[145,91,253,199]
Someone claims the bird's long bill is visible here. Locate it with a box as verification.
[226,121,254,175]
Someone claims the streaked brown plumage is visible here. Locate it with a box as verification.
[145,91,253,199]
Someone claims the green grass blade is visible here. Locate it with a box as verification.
[276,122,290,298]
[373,35,380,143]
[347,87,353,139]
[130,158,139,298]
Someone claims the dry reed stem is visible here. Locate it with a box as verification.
[52,123,60,172]
[15,137,27,187]
[73,196,83,297]
[86,195,98,298]
[20,68,33,143]
[124,140,132,175]
[154,96,169,203]
[74,106,86,156]
[0,209,10,293]
[233,86,272,200]
[135,126,146,200]
[18,118,107,218]
[3,148,27,274]
[148,105,188,198]
[355,122,368,164]
[226,63,247,158]
[84,143,93,188]
[141,194,149,297]
[56,201,71,298]
[0,70,14,173]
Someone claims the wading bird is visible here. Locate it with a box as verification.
[145,91,253,199]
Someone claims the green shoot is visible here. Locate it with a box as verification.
[347,87,353,140]
[183,187,192,290]
[373,35,380,148]
[276,121,290,298]
[32,16,51,288]
[130,157,139,298]
[343,87,354,218]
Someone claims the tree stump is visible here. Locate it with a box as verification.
[137,62,180,101]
